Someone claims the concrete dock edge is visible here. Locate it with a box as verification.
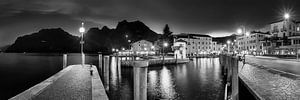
[91,65,109,100]
[238,75,264,100]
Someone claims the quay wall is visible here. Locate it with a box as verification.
[120,58,189,66]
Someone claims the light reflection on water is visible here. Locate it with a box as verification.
[104,57,224,100]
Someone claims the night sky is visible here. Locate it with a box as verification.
[0,0,300,46]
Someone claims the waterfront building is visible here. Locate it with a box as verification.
[288,22,300,55]
[263,19,300,55]
[130,40,156,55]
[211,41,222,54]
[173,39,187,59]
[237,31,270,55]
[173,33,213,57]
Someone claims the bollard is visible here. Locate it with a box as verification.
[117,57,121,76]
[117,57,122,82]
[90,64,93,76]
[231,57,239,100]
[175,54,178,64]
[133,61,148,100]
[63,54,67,69]
[103,56,110,91]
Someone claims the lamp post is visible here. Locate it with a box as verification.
[162,42,168,64]
[79,22,85,66]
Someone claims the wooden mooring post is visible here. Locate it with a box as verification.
[220,54,239,100]
[98,54,103,76]
[133,61,148,100]
[63,54,67,68]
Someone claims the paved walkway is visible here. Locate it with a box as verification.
[239,56,300,100]
[245,55,300,75]
[10,64,108,100]
[33,65,92,100]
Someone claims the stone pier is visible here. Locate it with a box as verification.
[9,65,108,100]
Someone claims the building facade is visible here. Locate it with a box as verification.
[173,33,221,57]
[264,19,300,55]
[173,39,187,59]
[237,31,270,55]
[211,41,222,54]
[130,40,155,55]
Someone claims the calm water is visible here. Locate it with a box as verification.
[0,53,225,100]
[0,53,98,99]
[104,57,225,100]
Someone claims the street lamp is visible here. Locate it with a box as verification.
[79,22,85,65]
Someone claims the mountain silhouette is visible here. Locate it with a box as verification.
[6,20,161,53]
[6,28,80,53]
[84,20,160,53]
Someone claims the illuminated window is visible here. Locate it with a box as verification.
[297,27,300,31]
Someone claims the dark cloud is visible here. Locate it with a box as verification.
[1,0,300,46]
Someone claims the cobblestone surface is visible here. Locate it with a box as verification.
[239,62,300,100]
[33,65,92,100]
[245,55,300,75]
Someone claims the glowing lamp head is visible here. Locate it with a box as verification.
[79,23,85,33]
[227,40,231,44]
[122,48,125,51]
[245,32,250,36]
[79,27,85,33]
[151,46,155,49]
[163,42,168,47]
[112,48,115,52]
[284,13,290,20]
[237,28,242,34]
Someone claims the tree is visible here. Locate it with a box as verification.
[161,24,173,53]
[163,24,173,38]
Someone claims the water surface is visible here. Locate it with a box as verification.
[104,57,225,100]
